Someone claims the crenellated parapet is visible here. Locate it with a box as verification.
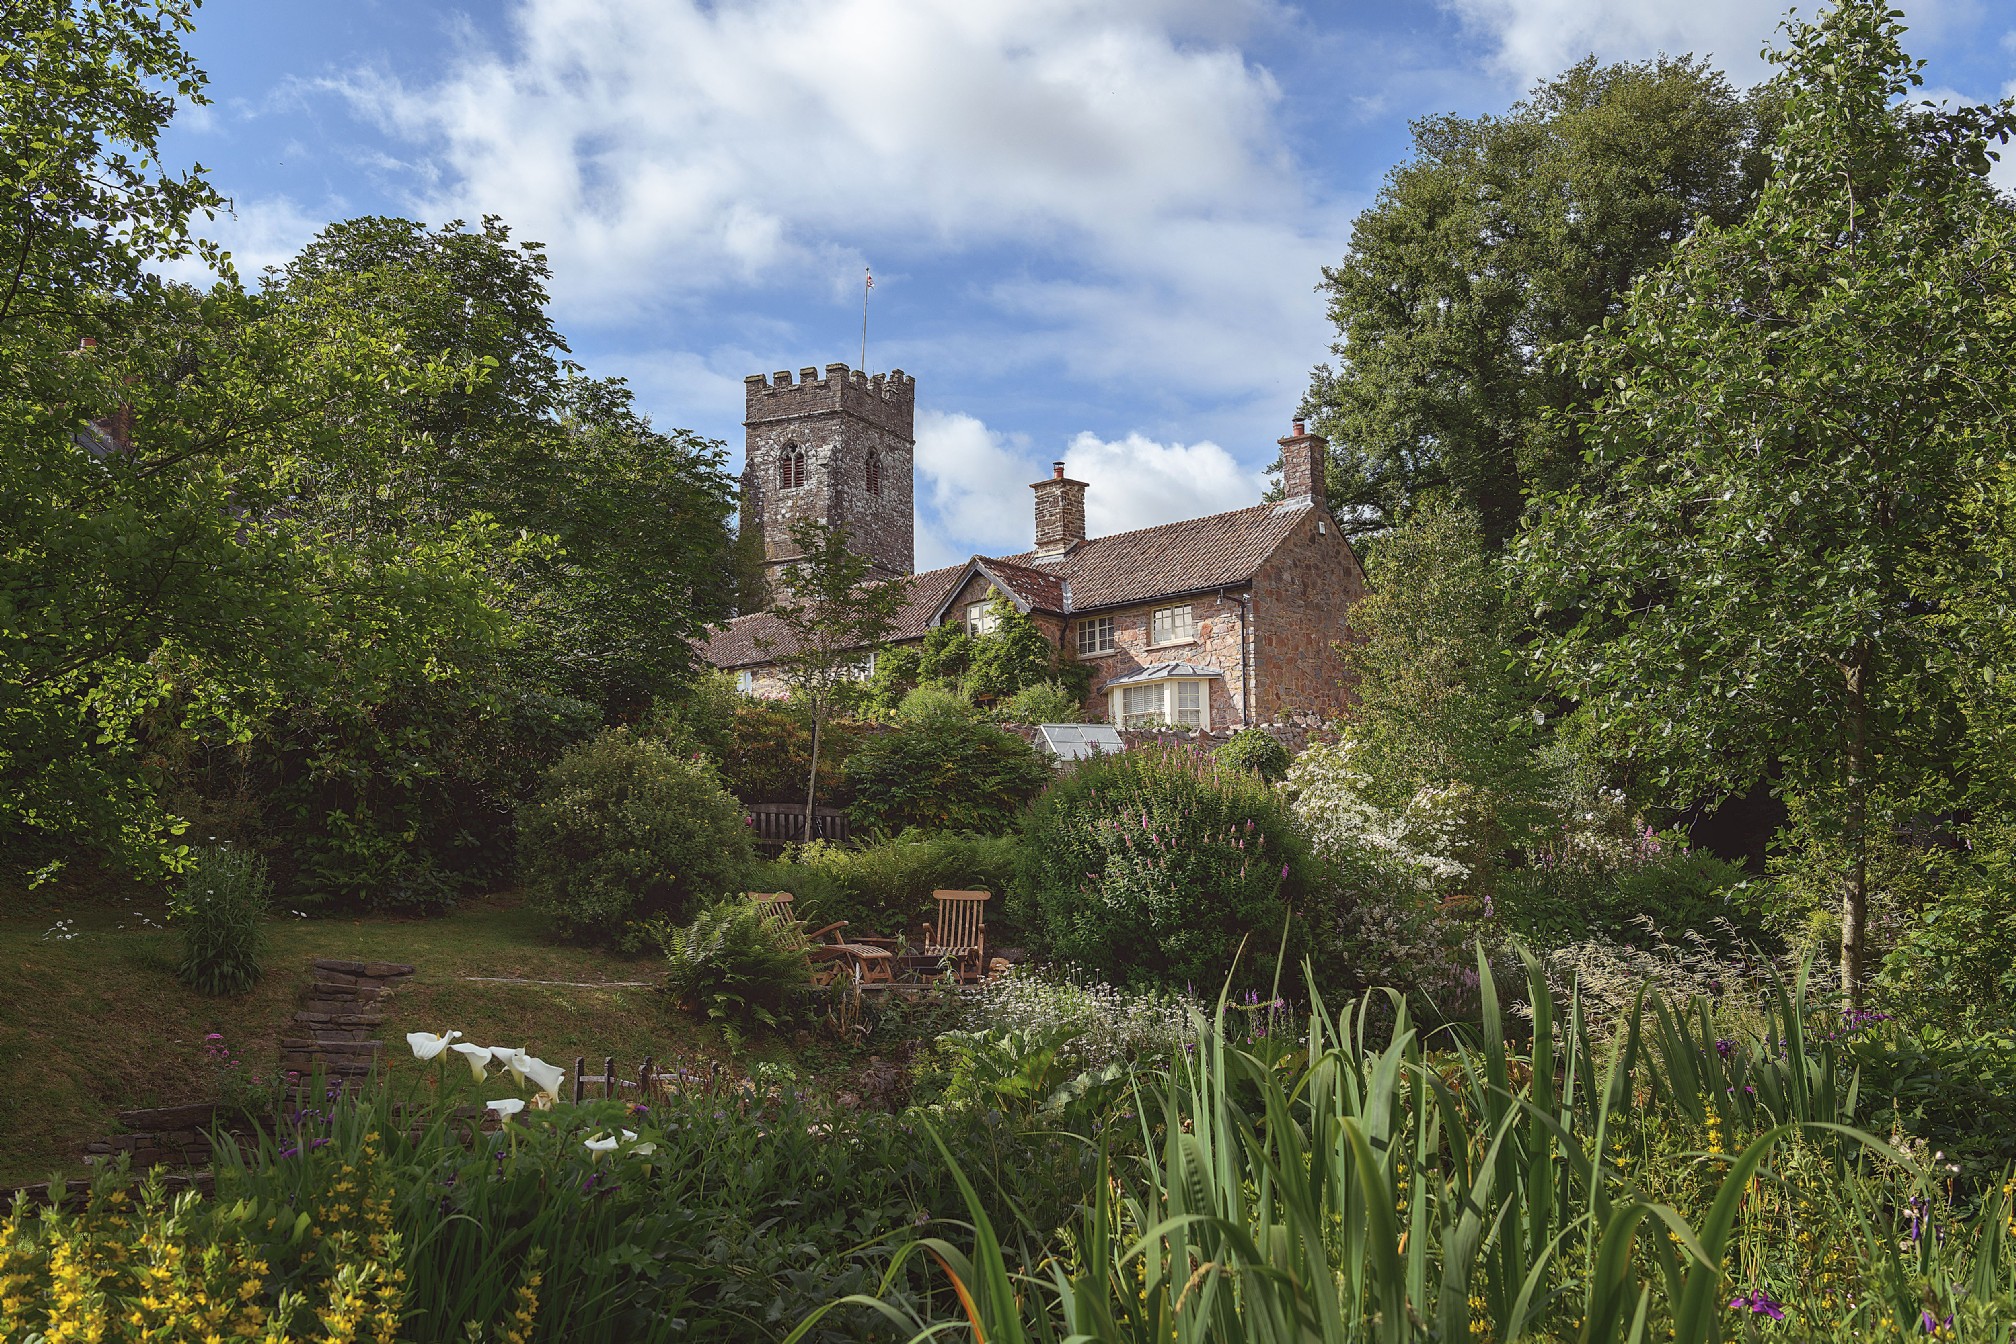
[745,363,915,438]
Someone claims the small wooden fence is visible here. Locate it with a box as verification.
[744,803,850,850]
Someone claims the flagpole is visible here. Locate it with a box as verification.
[860,267,870,371]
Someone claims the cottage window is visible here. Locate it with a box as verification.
[865,451,882,496]
[1112,678,1211,730]
[778,445,808,491]
[1075,615,1114,655]
[966,599,1000,636]
[736,670,755,694]
[1151,604,1195,645]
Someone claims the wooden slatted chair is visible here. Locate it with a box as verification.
[924,890,991,984]
[746,892,894,987]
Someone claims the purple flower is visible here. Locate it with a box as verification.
[1715,1038,1734,1058]
[1922,1311,1954,1334]
[1729,1289,1785,1321]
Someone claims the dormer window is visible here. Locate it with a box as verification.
[865,451,882,497]
[778,444,807,491]
[966,600,1001,636]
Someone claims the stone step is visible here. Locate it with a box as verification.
[280,1037,382,1055]
[313,959,415,978]
[293,1010,383,1027]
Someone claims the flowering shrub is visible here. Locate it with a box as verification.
[516,727,753,946]
[170,844,269,995]
[1014,743,1315,990]
[966,972,1201,1069]
[1284,736,1471,890]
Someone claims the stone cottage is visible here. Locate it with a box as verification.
[700,363,1367,728]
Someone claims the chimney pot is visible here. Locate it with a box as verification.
[1052,461,1065,479]
[1292,419,1304,436]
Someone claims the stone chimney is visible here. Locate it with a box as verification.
[1030,461,1088,560]
[1278,420,1329,504]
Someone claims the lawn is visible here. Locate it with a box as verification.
[0,881,764,1187]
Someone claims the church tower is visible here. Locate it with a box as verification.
[741,363,915,587]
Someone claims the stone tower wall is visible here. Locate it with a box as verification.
[742,363,915,582]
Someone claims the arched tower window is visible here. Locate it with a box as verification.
[865,451,882,497]
[778,444,807,491]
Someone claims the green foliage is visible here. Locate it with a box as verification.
[169,683,599,913]
[718,701,864,804]
[1518,3,2016,1000]
[1300,55,1774,539]
[169,845,268,996]
[1344,506,1554,856]
[647,670,742,763]
[844,699,1051,836]
[1877,822,2016,1033]
[862,595,1088,713]
[273,216,739,719]
[755,829,1020,936]
[657,899,811,1032]
[1214,727,1291,782]
[997,678,1084,724]
[517,728,753,946]
[1015,744,1314,990]
[1493,843,1763,952]
[844,957,2016,1344]
[19,1063,1079,1344]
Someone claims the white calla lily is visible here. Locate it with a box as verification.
[507,1050,566,1100]
[630,1141,657,1157]
[406,1030,462,1062]
[486,1098,525,1119]
[620,1129,637,1142]
[583,1132,619,1154]
[449,1042,493,1081]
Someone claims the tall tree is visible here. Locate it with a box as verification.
[760,521,903,842]
[0,4,521,876]
[270,217,738,716]
[1300,56,1776,541]
[1517,0,2016,1004]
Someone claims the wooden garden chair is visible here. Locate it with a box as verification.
[746,892,894,987]
[924,890,991,984]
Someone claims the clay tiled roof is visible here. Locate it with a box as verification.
[973,557,1067,613]
[997,499,1314,612]
[698,563,966,668]
[701,499,1318,669]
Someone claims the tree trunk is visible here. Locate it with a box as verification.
[803,697,822,847]
[1840,654,1868,1011]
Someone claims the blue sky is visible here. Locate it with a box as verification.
[158,0,2016,568]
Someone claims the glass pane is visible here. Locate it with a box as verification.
[1174,681,1203,727]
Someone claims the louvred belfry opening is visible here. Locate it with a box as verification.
[778,445,807,491]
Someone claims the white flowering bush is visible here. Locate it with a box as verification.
[966,971,1202,1068]
[1284,736,1470,890]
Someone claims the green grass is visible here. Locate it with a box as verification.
[0,884,765,1186]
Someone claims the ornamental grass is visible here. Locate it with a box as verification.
[806,951,2016,1343]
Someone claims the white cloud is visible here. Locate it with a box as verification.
[157,195,327,285]
[911,410,1270,569]
[1441,0,1976,92]
[1064,429,1268,537]
[913,408,1041,568]
[326,0,1333,317]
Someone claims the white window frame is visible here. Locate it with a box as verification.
[1075,615,1115,655]
[966,599,1001,636]
[735,669,756,694]
[1109,678,1210,730]
[1150,603,1196,646]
